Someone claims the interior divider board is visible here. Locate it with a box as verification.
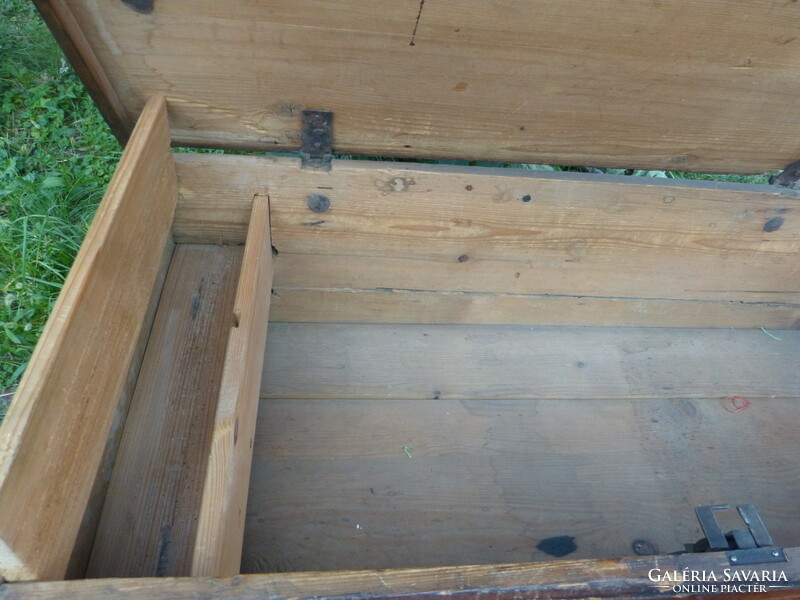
[192,196,274,577]
[88,244,243,578]
[244,397,800,572]
[55,1,800,172]
[0,95,177,582]
[261,323,800,401]
[174,154,800,327]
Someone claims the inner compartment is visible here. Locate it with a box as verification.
[247,322,800,572]
[88,152,800,577]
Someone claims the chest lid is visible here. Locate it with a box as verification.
[37,0,800,174]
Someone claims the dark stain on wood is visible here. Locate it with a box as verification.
[307,194,330,213]
[191,283,203,321]
[121,0,154,14]
[155,525,171,576]
[536,535,577,557]
[764,216,785,232]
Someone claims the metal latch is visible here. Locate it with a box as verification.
[300,110,333,171]
[693,504,787,566]
[770,159,800,189]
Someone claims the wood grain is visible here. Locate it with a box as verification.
[192,197,274,576]
[0,95,176,582]
[87,245,243,578]
[5,548,800,599]
[244,397,800,572]
[32,0,131,143]
[269,287,800,329]
[65,240,175,579]
[58,1,800,172]
[261,323,800,401]
[175,154,800,326]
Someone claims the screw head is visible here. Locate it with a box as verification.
[632,539,657,556]
[772,550,781,557]
[730,555,738,563]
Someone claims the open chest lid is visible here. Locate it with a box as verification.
[37,0,800,174]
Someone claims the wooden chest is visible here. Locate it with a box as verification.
[2,1,800,598]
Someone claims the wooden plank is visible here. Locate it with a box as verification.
[33,0,131,143]
[191,197,274,576]
[65,240,175,579]
[0,95,176,582]
[87,245,243,578]
[261,323,800,401]
[59,1,800,172]
[175,154,800,326]
[244,397,800,572]
[269,286,800,329]
[5,548,800,599]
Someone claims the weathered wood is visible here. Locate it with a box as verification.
[245,396,800,572]
[261,324,800,401]
[56,1,800,172]
[32,0,131,143]
[0,95,176,582]
[87,245,243,578]
[65,240,175,579]
[3,549,800,599]
[269,287,800,329]
[192,197,274,576]
[175,154,800,326]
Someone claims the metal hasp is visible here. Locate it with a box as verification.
[694,504,787,566]
[300,110,333,171]
[770,159,800,188]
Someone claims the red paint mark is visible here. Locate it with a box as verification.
[723,396,750,413]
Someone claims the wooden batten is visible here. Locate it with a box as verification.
[175,153,800,328]
[0,95,177,581]
[192,196,274,576]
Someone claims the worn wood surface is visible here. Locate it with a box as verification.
[0,96,176,582]
[32,0,131,143]
[261,324,800,401]
[87,245,243,578]
[175,154,800,327]
[65,240,174,579]
[245,395,800,572]
[251,324,800,570]
[269,287,800,329]
[5,548,800,599]
[55,1,800,172]
[192,197,274,577]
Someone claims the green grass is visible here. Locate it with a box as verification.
[0,1,776,411]
[0,0,120,405]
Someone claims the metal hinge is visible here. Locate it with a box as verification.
[300,110,333,171]
[770,159,800,189]
[692,504,787,566]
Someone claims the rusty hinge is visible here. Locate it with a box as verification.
[769,159,800,189]
[300,110,333,171]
